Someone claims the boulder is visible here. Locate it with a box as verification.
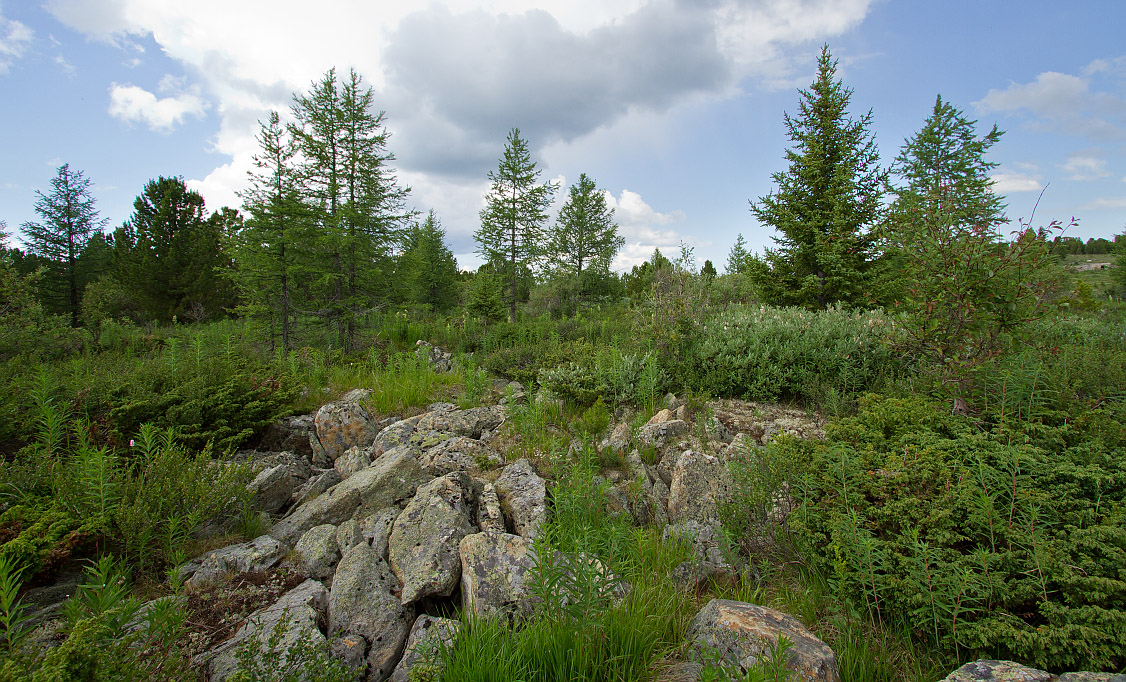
[204,579,328,682]
[292,524,340,580]
[476,483,506,533]
[939,661,1125,682]
[329,633,369,676]
[362,507,401,561]
[248,463,300,514]
[416,340,454,373]
[686,599,839,682]
[372,418,418,456]
[389,472,479,605]
[459,531,537,622]
[187,535,285,588]
[330,543,414,682]
[663,520,738,569]
[269,448,428,546]
[671,560,735,593]
[624,452,670,527]
[415,406,504,440]
[647,408,675,425]
[638,420,689,450]
[292,468,342,508]
[311,393,379,464]
[494,459,547,540]
[336,518,365,550]
[665,393,684,412]
[257,414,316,457]
[389,615,460,682]
[668,450,733,526]
[334,446,373,478]
[600,422,632,456]
[417,436,505,476]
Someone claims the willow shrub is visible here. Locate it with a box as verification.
[737,394,1126,671]
[689,305,903,404]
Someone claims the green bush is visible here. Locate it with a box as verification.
[537,348,665,407]
[740,395,1126,670]
[690,305,901,403]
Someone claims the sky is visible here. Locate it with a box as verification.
[1,0,1124,273]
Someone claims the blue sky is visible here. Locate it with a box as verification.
[2,0,1124,272]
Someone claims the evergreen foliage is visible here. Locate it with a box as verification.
[749,45,884,309]
[545,173,622,310]
[397,210,459,311]
[726,233,750,275]
[475,128,557,322]
[18,164,109,326]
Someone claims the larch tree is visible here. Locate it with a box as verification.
[749,45,884,309]
[475,128,557,323]
[19,164,108,326]
[545,173,622,310]
[398,210,459,311]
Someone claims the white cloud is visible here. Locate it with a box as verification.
[1062,152,1111,181]
[0,6,33,74]
[1081,197,1126,211]
[604,189,699,270]
[991,171,1043,194]
[108,81,208,132]
[54,54,75,76]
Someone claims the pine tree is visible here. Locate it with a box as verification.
[749,45,884,309]
[291,68,410,347]
[19,164,109,326]
[726,233,750,275]
[475,128,557,323]
[398,210,459,311]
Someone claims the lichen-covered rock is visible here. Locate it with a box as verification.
[647,408,674,425]
[459,531,537,622]
[686,599,839,682]
[600,422,632,456]
[204,579,328,682]
[311,394,379,464]
[671,559,735,592]
[292,524,340,579]
[624,452,669,527]
[668,450,733,526]
[937,661,1118,682]
[334,446,373,478]
[336,518,365,550]
[494,459,547,539]
[476,482,506,533]
[329,632,368,676]
[638,420,689,450]
[416,340,454,373]
[329,543,414,682]
[372,418,418,456]
[269,448,428,545]
[417,436,505,476]
[663,520,738,569]
[389,472,478,605]
[248,463,300,514]
[362,507,401,561]
[187,535,285,587]
[389,615,460,682]
[292,468,342,508]
[665,393,684,412]
[257,414,316,457]
[415,406,504,440]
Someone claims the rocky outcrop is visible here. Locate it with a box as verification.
[416,340,454,373]
[638,420,689,450]
[389,615,460,682]
[257,414,316,457]
[389,472,479,605]
[668,450,733,526]
[415,406,504,440]
[334,446,373,478]
[329,543,414,682]
[311,391,379,464]
[204,579,328,682]
[940,661,1125,682]
[417,436,505,476]
[292,524,340,580]
[269,448,428,545]
[686,599,839,682]
[623,452,669,527]
[459,531,537,622]
[186,535,285,588]
[247,463,300,514]
[494,459,547,540]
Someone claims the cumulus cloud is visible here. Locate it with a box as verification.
[1062,152,1111,181]
[0,6,33,74]
[991,171,1043,194]
[604,189,701,270]
[108,80,208,131]
[1080,197,1126,211]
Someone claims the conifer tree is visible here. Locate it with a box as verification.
[749,45,884,309]
[726,233,750,274]
[19,164,108,326]
[475,128,557,323]
[398,210,459,311]
[545,173,622,311]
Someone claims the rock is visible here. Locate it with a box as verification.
[329,632,369,676]
[624,452,670,527]
[269,448,429,546]
[292,468,343,508]
[459,531,538,622]
[476,483,506,533]
[187,535,285,587]
[665,393,684,412]
[654,661,704,682]
[500,381,527,405]
[600,423,632,456]
[415,406,504,440]
[389,472,479,605]
[292,524,340,580]
[372,419,418,456]
[647,408,674,425]
[330,543,414,682]
[638,420,689,450]
[205,579,328,682]
[663,520,738,569]
[362,507,401,561]
[389,615,460,682]
[676,405,688,421]
[416,340,454,373]
[1059,674,1126,682]
[671,560,736,592]
[257,414,316,457]
[336,518,365,550]
[334,446,373,478]
[668,450,733,526]
[417,436,505,476]
[938,661,1126,682]
[705,416,733,444]
[248,464,301,514]
[427,402,457,413]
[494,459,547,539]
[687,599,838,682]
[311,394,379,464]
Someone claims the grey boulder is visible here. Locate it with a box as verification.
[494,459,547,539]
